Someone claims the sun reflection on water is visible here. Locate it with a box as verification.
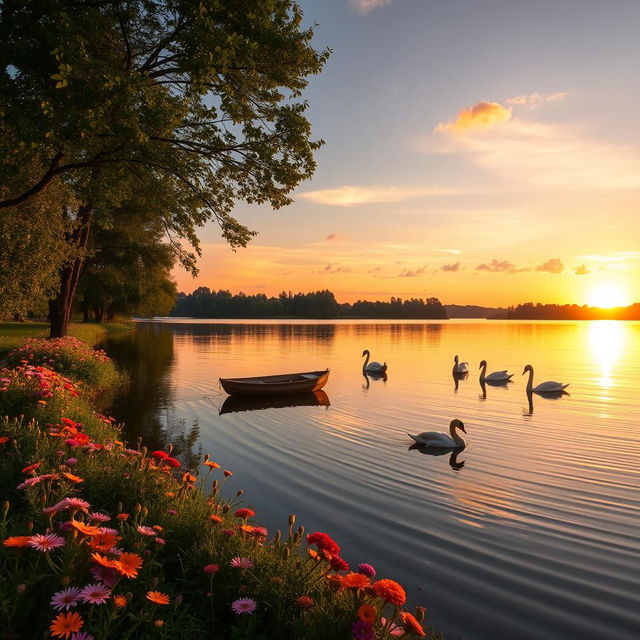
[588,321,625,388]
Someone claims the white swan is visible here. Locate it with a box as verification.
[453,355,469,375]
[522,364,569,393]
[479,360,514,383]
[408,419,466,448]
[362,349,387,373]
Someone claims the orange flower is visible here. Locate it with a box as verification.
[61,472,84,483]
[341,573,371,590]
[50,611,83,638]
[325,574,343,590]
[3,536,31,548]
[153,525,163,532]
[209,514,223,523]
[117,552,143,578]
[165,492,175,498]
[89,533,121,553]
[308,549,319,559]
[113,595,128,608]
[402,611,426,637]
[182,472,197,484]
[146,591,170,605]
[358,603,377,624]
[70,521,102,537]
[21,462,42,474]
[223,470,232,477]
[116,513,129,521]
[90,552,122,571]
[205,460,220,468]
[371,579,406,607]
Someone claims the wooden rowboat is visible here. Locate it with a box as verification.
[219,369,329,396]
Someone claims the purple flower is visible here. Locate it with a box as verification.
[90,564,118,587]
[79,583,111,605]
[357,563,376,578]
[51,587,82,611]
[28,533,65,552]
[70,633,95,640]
[352,619,374,640]
[231,598,257,615]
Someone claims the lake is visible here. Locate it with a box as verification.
[103,319,640,640]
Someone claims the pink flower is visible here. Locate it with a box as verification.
[222,528,236,537]
[136,525,156,537]
[229,557,253,569]
[89,565,118,587]
[51,587,81,611]
[28,533,65,552]
[16,476,44,489]
[99,527,118,536]
[90,512,110,522]
[65,458,78,466]
[55,497,90,513]
[352,620,374,640]
[231,598,257,615]
[70,633,95,640]
[357,563,376,578]
[154,537,165,545]
[79,583,111,605]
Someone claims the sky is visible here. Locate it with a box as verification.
[174,0,640,307]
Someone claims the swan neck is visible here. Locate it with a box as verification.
[479,362,486,380]
[363,351,370,367]
[526,367,533,391]
[449,424,465,445]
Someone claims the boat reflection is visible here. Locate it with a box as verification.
[219,390,330,415]
[362,371,388,390]
[409,443,466,471]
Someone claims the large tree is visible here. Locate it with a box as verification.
[0,0,329,335]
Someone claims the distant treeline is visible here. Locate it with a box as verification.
[170,288,448,319]
[503,302,640,320]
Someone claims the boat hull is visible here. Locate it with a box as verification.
[219,369,329,396]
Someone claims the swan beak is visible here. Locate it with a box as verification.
[522,369,526,375]
[459,424,467,433]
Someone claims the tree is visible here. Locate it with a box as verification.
[0,1,329,336]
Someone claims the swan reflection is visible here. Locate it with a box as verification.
[523,387,569,415]
[409,443,466,471]
[362,370,388,390]
[219,390,330,415]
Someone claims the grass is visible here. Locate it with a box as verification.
[0,332,438,640]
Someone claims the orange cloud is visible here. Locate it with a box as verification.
[298,185,455,207]
[435,101,511,133]
[535,258,564,274]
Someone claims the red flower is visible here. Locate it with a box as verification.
[402,611,426,637]
[165,457,181,468]
[203,564,219,574]
[234,508,255,520]
[151,450,168,460]
[296,596,314,609]
[329,556,350,572]
[307,532,340,557]
[21,462,42,474]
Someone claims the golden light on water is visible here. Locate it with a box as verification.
[588,321,625,388]
[586,283,630,309]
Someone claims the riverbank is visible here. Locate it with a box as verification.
[0,334,434,639]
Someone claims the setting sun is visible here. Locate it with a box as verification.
[587,284,629,309]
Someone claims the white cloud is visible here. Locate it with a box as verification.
[298,185,456,207]
[505,92,568,108]
[349,0,392,14]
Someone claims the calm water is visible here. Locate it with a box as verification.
[103,320,640,640]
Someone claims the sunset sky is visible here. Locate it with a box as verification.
[174,0,640,307]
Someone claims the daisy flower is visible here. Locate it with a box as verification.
[50,612,83,638]
[89,512,111,522]
[29,533,65,552]
[79,583,111,605]
[51,587,82,611]
[231,598,257,615]
[229,557,253,569]
[146,591,170,605]
[136,525,156,536]
[70,633,94,640]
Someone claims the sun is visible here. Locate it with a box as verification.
[587,283,629,309]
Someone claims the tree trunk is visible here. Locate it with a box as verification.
[81,300,90,323]
[49,204,94,338]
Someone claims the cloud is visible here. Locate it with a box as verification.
[396,266,427,278]
[349,0,392,14]
[476,259,527,274]
[574,264,591,275]
[435,101,511,133]
[298,185,455,207]
[440,262,460,272]
[535,258,564,274]
[505,92,568,108]
[325,233,347,242]
[323,262,352,274]
[579,251,640,262]
[433,247,461,255]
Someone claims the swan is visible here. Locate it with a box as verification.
[522,364,569,394]
[362,350,387,373]
[453,355,469,375]
[479,360,514,383]
[408,419,466,448]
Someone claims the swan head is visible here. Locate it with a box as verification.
[361,350,369,357]
[479,360,487,369]
[450,418,466,433]
[522,364,533,375]
[454,355,459,364]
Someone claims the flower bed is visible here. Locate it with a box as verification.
[0,341,438,639]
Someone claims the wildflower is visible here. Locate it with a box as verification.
[401,612,426,637]
[341,573,370,589]
[203,564,219,575]
[79,583,111,605]
[3,536,31,548]
[233,508,255,520]
[113,595,127,608]
[21,462,42,474]
[56,497,90,513]
[222,528,236,537]
[89,533,121,553]
[329,556,350,572]
[182,472,197,484]
[154,537,165,545]
[231,598,257,615]
[29,533,65,552]
[151,451,168,460]
[223,470,233,477]
[64,458,78,466]
[90,564,118,587]
[51,587,82,611]
[89,512,110,522]
[307,532,340,557]
[229,557,253,569]
[381,617,405,636]
[89,552,121,571]
[358,604,377,624]
[16,476,44,489]
[358,563,376,578]
[117,552,143,578]
[250,526,268,539]
[70,633,94,640]
[115,513,129,521]
[62,472,84,484]
[351,619,374,640]
[70,521,102,537]
[0,436,9,444]
[50,611,83,638]
[209,514,223,523]
[136,525,156,537]
[146,591,170,605]
[165,457,181,468]
[168,509,177,516]
[371,579,406,607]
[205,460,220,468]
[296,596,314,609]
